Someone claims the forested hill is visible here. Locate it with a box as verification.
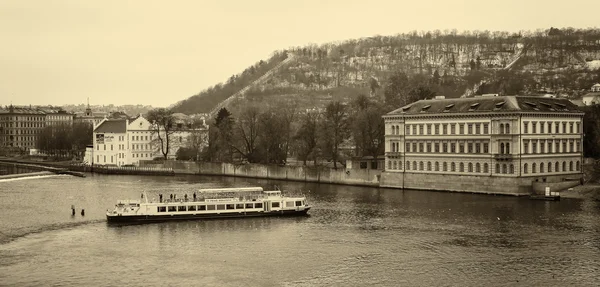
[171,28,600,115]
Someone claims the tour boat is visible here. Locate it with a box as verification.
[106,187,311,223]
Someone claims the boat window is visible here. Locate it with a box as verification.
[157,206,167,212]
[245,203,254,209]
[217,204,225,210]
[286,201,295,207]
[296,201,302,207]
[178,206,186,212]
[226,204,235,210]
[236,204,244,209]
[168,206,176,212]
[198,205,206,211]
[255,203,263,208]
[207,205,216,211]
[188,205,196,211]
[272,202,280,208]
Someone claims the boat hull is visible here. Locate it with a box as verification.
[106,208,311,224]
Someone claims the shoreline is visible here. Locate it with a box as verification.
[2,157,600,200]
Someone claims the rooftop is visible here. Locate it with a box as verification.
[387,96,582,116]
[94,119,127,133]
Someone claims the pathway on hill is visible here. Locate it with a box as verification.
[461,43,531,97]
[208,54,296,118]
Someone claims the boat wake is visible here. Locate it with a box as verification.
[0,219,106,245]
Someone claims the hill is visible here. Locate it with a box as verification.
[171,27,600,116]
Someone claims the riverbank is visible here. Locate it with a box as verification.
[559,184,600,200]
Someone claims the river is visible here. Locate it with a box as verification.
[0,167,599,286]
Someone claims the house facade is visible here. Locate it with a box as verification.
[381,95,584,195]
[90,114,209,166]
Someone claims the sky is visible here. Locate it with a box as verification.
[1,0,600,108]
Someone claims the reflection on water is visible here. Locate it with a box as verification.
[0,172,599,286]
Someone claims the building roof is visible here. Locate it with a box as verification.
[0,106,47,115]
[386,96,583,116]
[94,119,127,133]
[582,92,600,98]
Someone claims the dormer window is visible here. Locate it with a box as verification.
[468,103,480,111]
[422,105,431,111]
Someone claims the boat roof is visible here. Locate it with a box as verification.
[198,187,264,194]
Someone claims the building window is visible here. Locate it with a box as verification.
[540,122,545,134]
[412,143,417,152]
[505,123,510,134]
[406,143,411,152]
[435,124,439,135]
[426,124,431,135]
[419,143,424,153]
[563,161,566,172]
[435,162,439,171]
[576,122,580,133]
[406,161,410,170]
[443,143,448,153]
[548,162,552,172]
[562,141,567,153]
[434,143,439,153]
[562,122,567,133]
[532,142,537,154]
[427,162,432,171]
[483,124,489,134]
[569,161,573,171]
[576,161,580,171]
[459,162,464,172]
[570,142,574,153]
[495,163,500,173]
[398,161,402,170]
[532,163,537,173]
[388,161,392,170]
[540,141,545,153]
[476,163,481,172]
[555,162,559,172]
[392,161,396,170]
[532,122,537,134]
[451,162,456,172]
[555,123,559,134]
[570,123,574,134]
[484,163,489,173]
[475,124,480,134]
[459,143,464,153]
[500,123,505,134]
[419,125,424,135]
[510,164,514,174]
[443,162,447,171]
[500,143,505,154]
[419,161,424,170]
[523,122,529,134]
[451,124,456,134]
[459,124,464,134]
[427,143,431,152]
[468,163,473,172]
[451,143,456,153]
[523,163,528,174]
[540,163,544,173]
[555,141,560,153]
[442,124,447,135]
[468,124,473,134]
[502,164,507,174]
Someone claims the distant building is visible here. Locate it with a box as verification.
[0,105,74,152]
[74,103,108,128]
[381,96,584,195]
[580,84,600,106]
[0,106,46,151]
[92,119,128,166]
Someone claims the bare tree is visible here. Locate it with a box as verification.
[147,108,177,159]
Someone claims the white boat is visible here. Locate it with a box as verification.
[106,187,311,223]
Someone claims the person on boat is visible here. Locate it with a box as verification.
[159,194,163,203]
[184,194,188,201]
[170,194,173,200]
[193,192,197,201]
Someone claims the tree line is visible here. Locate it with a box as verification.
[35,122,93,159]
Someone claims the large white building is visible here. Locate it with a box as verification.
[90,115,209,166]
[381,95,584,195]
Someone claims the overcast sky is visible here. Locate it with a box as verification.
[1,0,599,108]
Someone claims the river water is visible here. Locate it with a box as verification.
[0,167,599,286]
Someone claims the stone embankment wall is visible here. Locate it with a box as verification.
[142,161,381,187]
